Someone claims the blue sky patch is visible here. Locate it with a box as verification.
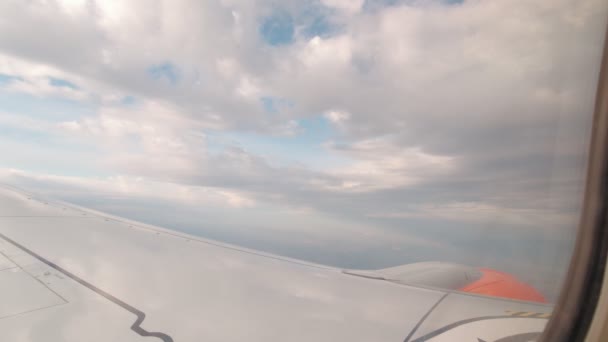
[0,90,96,121]
[0,73,21,85]
[260,96,278,113]
[295,116,332,143]
[298,4,336,39]
[259,96,294,114]
[261,4,339,45]
[260,9,295,46]
[49,77,78,89]
[301,15,332,38]
[147,62,180,84]
[121,95,137,106]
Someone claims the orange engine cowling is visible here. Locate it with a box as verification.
[459,267,546,303]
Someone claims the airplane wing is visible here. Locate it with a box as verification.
[0,185,553,341]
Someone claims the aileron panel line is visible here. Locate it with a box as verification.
[0,232,174,342]
[403,293,449,342]
[410,316,548,341]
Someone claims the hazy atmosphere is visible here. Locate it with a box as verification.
[1,0,607,300]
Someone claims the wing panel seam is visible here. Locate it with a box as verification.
[0,232,174,342]
[403,292,449,342]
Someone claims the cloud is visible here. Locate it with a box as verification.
[370,201,574,230]
[0,0,606,300]
[320,137,455,191]
[0,168,255,208]
[324,110,350,124]
[321,0,365,14]
[1,0,602,222]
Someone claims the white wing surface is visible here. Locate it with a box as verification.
[0,186,552,341]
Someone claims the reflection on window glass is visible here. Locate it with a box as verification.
[0,0,607,341]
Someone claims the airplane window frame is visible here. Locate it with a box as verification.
[541,25,608,342]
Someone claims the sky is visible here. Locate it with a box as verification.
[0,0,607,301]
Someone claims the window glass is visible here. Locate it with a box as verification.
[0,0,607,340]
